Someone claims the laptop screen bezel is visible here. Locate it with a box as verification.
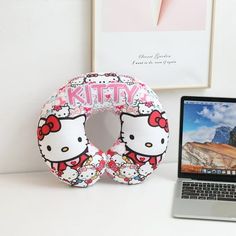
[178,96,236,182]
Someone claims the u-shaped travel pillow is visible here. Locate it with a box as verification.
[37,72,169,187]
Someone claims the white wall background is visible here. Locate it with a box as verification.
[0,0,236,173]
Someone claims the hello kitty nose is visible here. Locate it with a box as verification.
[61,146,69,152]
[145,142,153,148]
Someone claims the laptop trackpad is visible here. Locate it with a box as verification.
[210,201,236,218]
[173,199,236,221]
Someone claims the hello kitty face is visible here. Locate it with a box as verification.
[52,105,70,118]
[119,76,134,85]
[112,154,126,166]
[38,115,88,162]
[91,154,103,166]
[119,164,138,178]
[85,74,119,84]
[138,103,154,114]
[138,162,153,177]
[61,166,78,181]
[70,77,84,87]
[78,166,97,180]
[120,111,169,156]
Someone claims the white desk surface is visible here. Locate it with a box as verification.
[0,163,235,236]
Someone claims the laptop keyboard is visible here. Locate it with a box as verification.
[181,181,236,201]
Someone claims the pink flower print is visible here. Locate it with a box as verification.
[70,107,82,117]
[105,94,111,100]
[124,106,138,115]
[140,94,148,103]
[115,105,125,111]
[84,107,92,113]
[56,97,66,106]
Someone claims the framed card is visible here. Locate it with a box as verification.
[92,0,214,89]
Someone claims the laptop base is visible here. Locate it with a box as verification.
[172,179,236,222]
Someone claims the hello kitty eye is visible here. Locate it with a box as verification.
[78,137,82,142]
[161,138,165,144]
[81,175,83,177]
[91,172,94,175]
[47,145,52,151]
[129,135,135,140]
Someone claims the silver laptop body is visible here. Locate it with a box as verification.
[172,96,236,221]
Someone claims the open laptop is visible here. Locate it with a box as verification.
[172,96,236,221]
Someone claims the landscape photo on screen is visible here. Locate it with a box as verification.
[181,101,236,175]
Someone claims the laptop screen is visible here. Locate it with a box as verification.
[180,97,236,177]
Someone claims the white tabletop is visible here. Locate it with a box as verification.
[0,163,235,236]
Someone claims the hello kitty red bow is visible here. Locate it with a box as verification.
[145,101,153,108]
[37,115,61,141]
[148,110,169,133]
[53,105,62,111]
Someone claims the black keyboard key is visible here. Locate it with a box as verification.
[207,197,216,200]
[182,195,190,199]
[198,196,207,200]
[190,196,198,199]
[218,197,236,202]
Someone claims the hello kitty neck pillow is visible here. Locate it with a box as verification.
[37,72,169,187]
